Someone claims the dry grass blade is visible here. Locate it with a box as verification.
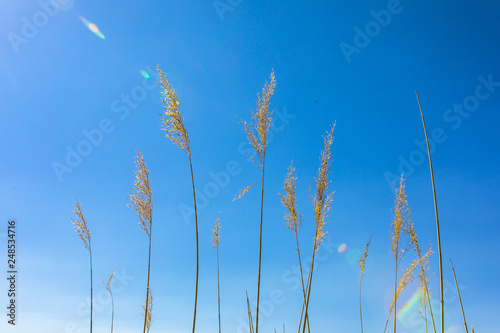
[157,65,191,155]
[212,214,222,333]
[127,151,153,237]
[450,258,469,333]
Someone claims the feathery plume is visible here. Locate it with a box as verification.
[127,151,153,237]
[158,66,191,156]
[71,197,91,251]
[279,162,302,238]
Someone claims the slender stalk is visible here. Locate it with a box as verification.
[189,156,200,333]
[427,289,437,333]
[217,246,221,333]
[301,236,318,333]
[359,281,363,333]
[393,243,398,333]
[255,157,265,333]
[416,91,444,333]
[295,239,310,333]
[449,258,468,333]
[110,290,114,333]
[246,290,255,333]
[143,233,152,333]
[90,248,93,333]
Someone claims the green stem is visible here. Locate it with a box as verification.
[255,158,265,333]
[416,91,444,333]
[295,238,310,333]
[189,155,199,333]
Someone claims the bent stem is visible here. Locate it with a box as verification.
[189,155,200,333]
[416,91,444,333]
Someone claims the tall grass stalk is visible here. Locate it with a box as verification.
[278,163,310,333]
[357,236,372,333]
[212,215,222,333]
[127,151,153,333]
[246,290,255,333]
[142,289,153,333]
[71,197,93,333]
[158,65,200,333]
[301,124,335,333]
[103,269,115,333]
[415,91,444,333]
[235,70,276,333]
[449,258,468,333]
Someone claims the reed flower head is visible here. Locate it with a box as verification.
[157,65,191,156]
[211,214,221,248]
[104,268,115,293]
[71,196,91,251]
[142,289,153,332]
[127,150,153,237]
[390,175,411,260]
[312,123,335,250]
[279,162,302,238]
[241,70,276,170]
[234,180,261,201]
[357,236,372,281]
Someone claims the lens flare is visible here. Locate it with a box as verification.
[78,15,106,40]
[140,70,150,79]
[337,243,347,253]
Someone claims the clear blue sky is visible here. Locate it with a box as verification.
[1,0,499,332]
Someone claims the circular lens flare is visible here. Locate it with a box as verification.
[338,243,347,253]
[140,70,150,79]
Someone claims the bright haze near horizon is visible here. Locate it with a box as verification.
[1,0,499,332]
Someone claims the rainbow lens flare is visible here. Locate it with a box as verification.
[337,243,347,253]
[78,15,106,40]
[140,70,150,79]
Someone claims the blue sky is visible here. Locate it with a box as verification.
[1,0,499,332]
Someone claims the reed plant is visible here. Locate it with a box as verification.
[357,236,371,333]
[278,163,310,333]
[142,289,153,333]
[103,268,115,333]
[212,214,222,333]
[71,197,93,333]
[301,124,335,333]
[235,70,276,333]
[127,150,153,333]
[157,65,200,333]
[415,91,444,333]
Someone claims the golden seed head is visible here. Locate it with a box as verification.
[242,70,276,170]
[234,180,261,201]
[157,65,191,156]
[127,150,153,237]
[103,268,115,293]
[279,162,302,238]
[390,175,411,260]
[357,236,372,280]
[71,196,91,251]
[312,123,335,250]
[211,214,221,248]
